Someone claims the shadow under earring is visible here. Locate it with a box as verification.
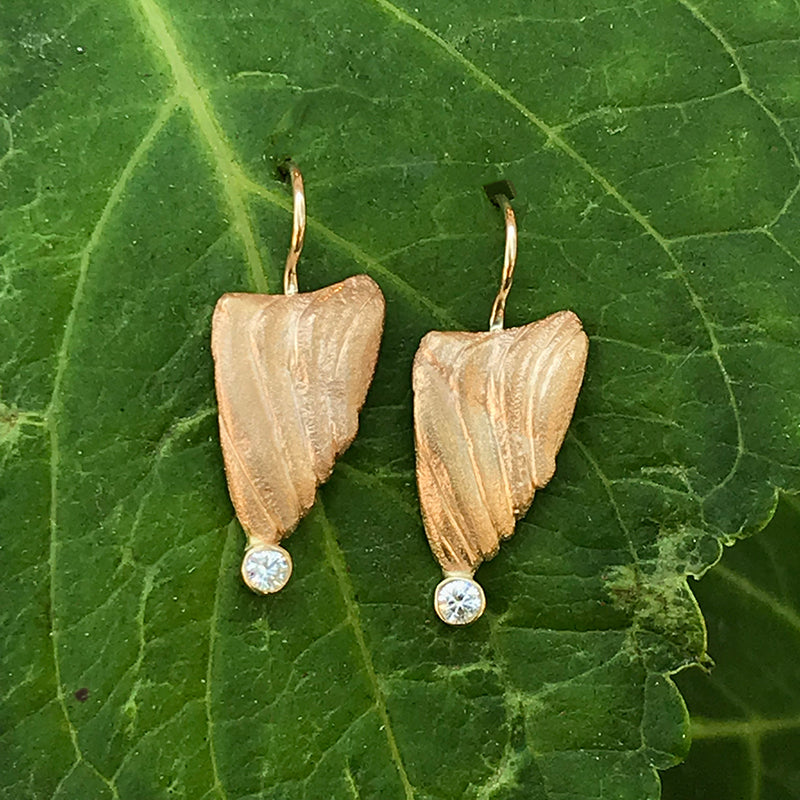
[211,162,385,595]
[412,180,589,625]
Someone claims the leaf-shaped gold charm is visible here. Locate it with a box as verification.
[211,274,384,592]
[413,310,588,585]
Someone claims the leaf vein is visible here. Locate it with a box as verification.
[713,564,800,636]
[44,99,175,799]
[203,523,235,800]
[130,0,269,292]
[317,501,416,800]
[239,176,461,328]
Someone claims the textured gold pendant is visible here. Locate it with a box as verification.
[211,164,385,594]
[413,181,588,625]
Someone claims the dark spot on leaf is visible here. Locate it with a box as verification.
[74,687,89,702]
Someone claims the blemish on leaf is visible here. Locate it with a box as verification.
[74,687,89,702]
[605,528,718,671]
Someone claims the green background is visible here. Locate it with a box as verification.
[2,0,799,797]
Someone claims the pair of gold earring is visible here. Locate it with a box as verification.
[211,163,588,626]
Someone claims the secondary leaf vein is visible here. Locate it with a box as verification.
[317,500,416,800]
[45,98,175,798]
[130,0,269,292]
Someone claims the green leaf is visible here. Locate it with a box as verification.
[1,0,799,798]
[662,496,800,800]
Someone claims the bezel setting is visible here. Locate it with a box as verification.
[433,575,486,625]
[241,544,293,595]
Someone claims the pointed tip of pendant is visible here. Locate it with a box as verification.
[434,575,486,626]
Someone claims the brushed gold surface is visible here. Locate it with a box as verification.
[211,274,385,546]
[413,310,588,575]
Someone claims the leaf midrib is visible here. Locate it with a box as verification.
[132,0,269,293]
[134,0,461,329]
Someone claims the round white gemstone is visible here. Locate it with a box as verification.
[241,545,292,594]
[434,577,485,625]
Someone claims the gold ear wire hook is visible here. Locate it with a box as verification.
[484,179,518,332]
[280,161,306,295]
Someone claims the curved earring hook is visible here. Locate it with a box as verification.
[280,161,306,295]
[484,179,518,331]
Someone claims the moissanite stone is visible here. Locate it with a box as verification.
[241,545,292,594]
[434,576,486,625]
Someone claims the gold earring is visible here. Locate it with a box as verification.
[412,180,589,625]
[211,162,385,595]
